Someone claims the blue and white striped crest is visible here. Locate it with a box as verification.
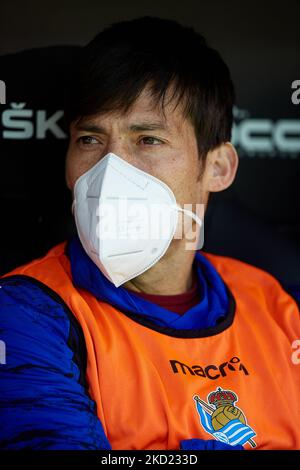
[194,393,256,447]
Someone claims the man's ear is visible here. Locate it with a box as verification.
[206,142,239,192]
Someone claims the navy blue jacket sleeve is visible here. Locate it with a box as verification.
[0,275,111,450]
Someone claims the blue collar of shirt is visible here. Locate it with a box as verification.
[67,235,229,330]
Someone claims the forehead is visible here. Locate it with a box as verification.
[124,85,185,128]
[76,84,192,137]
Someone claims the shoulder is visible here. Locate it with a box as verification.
[202,251,281,287]
[2,241,68,278]
[201,251,300,310]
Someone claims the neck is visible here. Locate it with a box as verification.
[123,240,196,295]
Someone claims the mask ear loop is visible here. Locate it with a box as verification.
[71,200,75,215]
[175,206,203,227]
[175,206,203,251]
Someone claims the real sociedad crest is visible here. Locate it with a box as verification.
[193,387,257,448]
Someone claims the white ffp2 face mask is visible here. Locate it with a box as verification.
[73,152,202,287]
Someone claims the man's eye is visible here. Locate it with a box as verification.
[139,136,163,145]
[77,136,99,146]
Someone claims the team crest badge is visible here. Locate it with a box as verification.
[193,387,257,448]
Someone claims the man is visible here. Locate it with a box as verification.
[0,16,299,451]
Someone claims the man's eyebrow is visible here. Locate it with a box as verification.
[75,121,170,134]
[75,123,106,133]
[128,121,169,132]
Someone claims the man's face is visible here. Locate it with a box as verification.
[65,85,209,217]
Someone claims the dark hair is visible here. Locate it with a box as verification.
[64,16,235,160]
